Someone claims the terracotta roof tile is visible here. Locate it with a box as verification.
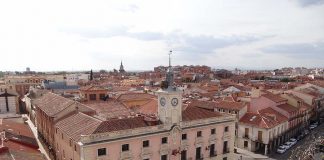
[0,119,40,154]
[188,100,217,110]
[133,99,158,115]
[262,92,287,103]
[117,93,156,101]
[215,101,246,110]
[33,92,75,116]
[277,103,299,113]
[34,92,93,117]
[93,116,152,134]
[55,112,102,141]
[239,108,288,129]
[182,106,222,121]
[189,100,246,111]
[84,101,131,119]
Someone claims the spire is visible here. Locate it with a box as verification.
[119,60,125,73]
[166,50,174,89]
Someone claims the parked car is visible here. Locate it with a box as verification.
[289,138,297,146]
[297,135,303,141]
[282,143,291,149]
[309,124,317,130]
[277,146,286,154]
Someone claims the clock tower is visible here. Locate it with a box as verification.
[156,51,182,126]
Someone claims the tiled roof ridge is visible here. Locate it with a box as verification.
[77,111,102,123]
[260,114,270,128]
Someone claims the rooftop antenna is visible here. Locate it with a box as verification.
[169,50,172,67]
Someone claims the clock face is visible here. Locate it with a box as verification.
[160,97,166,106]
[171,98,178,106]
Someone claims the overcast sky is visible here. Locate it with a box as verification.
[0,0,324,71]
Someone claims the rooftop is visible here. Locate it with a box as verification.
[277,103,299,113]
[34,92,94,117]
[84,100,131,119]
[239,108,288,129]
[262,92,287,103]
[182,106,223,121]
[93,116,155,134]
[55,112,102,141]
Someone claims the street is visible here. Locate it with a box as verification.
[23,114,51,160]
[269,122,324,160]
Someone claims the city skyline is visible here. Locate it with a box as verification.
[1,0,324,71]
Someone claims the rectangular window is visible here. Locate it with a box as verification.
[162,137,168,144]
[224,126,229,132]
[211,128,216,135]
[244,128,249,138]
[210,144,216,157]
[223,141,228,153]
[258,131,263,142]
[122,144,129,152]
[97,148,106,156]
[74,145,77,151]
[161,155,167,160]
[196,147,202,159]
[89,94,96,100]
[182,134,187,140]
[181,150,187,160]
[143,140,149,148]
[197,131,202,137]
[244,141,248,148]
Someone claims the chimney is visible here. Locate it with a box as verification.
[251,87,261,98]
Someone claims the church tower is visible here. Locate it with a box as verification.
[156,51,182,126]
[119,61,125,73]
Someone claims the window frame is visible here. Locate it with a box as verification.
[161,137,168,144]
[97,148,107,157]
[122,144,129,152]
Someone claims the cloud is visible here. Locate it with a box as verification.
[261,42,324,58]
[172,34,266,54]
[62,27,267,54]
[297,0,324,7]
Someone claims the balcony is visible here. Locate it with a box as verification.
[181,140,189,149]
[195,137,204,145]
[209,134,217,142]
[141,147,153,157]
[222,132,231,140]
[160,144,169,155]
[120,151,133,160]
[243,134,249,139]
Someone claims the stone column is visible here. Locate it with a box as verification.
[265,144,268,155]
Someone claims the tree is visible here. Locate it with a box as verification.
[90,69,93,81]
[99,69,107,74]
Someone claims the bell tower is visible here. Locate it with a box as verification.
[156,51,182,126]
